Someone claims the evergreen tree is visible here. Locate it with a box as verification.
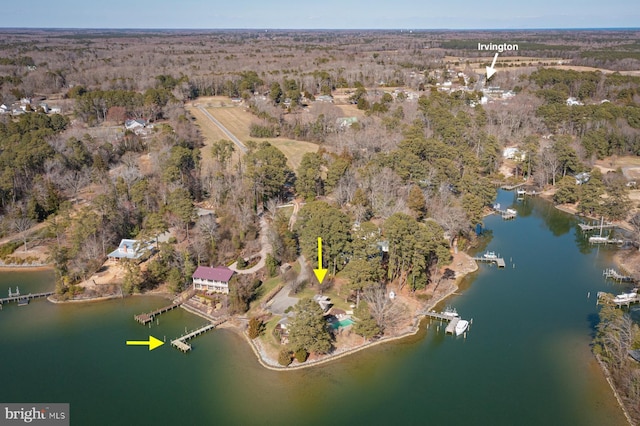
[287,298,332,354]
[353,300,381,341]
[554,176,580,204]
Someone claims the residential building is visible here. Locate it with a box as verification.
[192,266,235,294]
[107,239,154,261]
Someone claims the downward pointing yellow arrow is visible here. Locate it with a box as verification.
[126,335,164,351]
[313,237,328,284]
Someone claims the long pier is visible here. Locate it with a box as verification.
[472,256,506,268]
[579,222,617,232]
[170,319,226,353]
[134,290,196,325]
[501,182,527,190]
[134,301,182,325]
[0,292,54,305]
[603,268,635,283]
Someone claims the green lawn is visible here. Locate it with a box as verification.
[260,315,283,350]
[249,275,284,312]
[290,282,352,311]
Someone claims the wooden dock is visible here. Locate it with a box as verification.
[134,290,197,325]
[472,256,506,268]
[170,319,226,353]
[493,207,517,220]
[423,311,470,335]
[578,222,616,232]
[603,268,635,283]
[0,292,54,305]
[134,302,182,325]
[597,292,640,308]
[588,236,624,245]
[501,182,527,190]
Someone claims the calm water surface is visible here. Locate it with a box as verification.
[0,191,631,425]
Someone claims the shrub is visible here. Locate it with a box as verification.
[247,317,264,339]
[236,257,247,269]
[278,348,292,366]
[294,348,308,363]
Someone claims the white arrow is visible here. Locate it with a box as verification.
[486,52,499,80]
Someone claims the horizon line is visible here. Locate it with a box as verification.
[1,26,639,32]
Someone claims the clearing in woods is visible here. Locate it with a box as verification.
[187,97,318,170]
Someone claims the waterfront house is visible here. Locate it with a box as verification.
[107,239,154,261]
[192,266,235,294]
[125,119,147,131]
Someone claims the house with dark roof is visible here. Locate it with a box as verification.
[192,266,235,294]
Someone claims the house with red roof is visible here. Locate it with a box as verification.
[192,266,235,294]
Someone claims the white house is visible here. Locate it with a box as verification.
[125,119,146,131]
[192,266,235,294]
[107,239,154,261]
[503,147,525,161]
[566,97,584,106]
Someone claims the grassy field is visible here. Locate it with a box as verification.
[268,139,319,170]
[188,97,319,170]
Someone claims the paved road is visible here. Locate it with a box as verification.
[229,215,272,275]
[197,105,248,153]
[266,255,308,315]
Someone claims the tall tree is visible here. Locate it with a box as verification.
[296,201,351,277]
[287,298,332,354]
[245,142,293,206]
[295,152,324,201]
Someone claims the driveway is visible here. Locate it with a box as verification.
[229,215,272,275]
[266,256,308,314]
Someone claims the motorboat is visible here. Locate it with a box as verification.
[506,208,517,215]
[441,306,459,318]
[455,319,469,336]
[589,236,609,244]
[483,251,498,259]
[613,292,638,304]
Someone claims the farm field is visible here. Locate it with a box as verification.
[187,97,318,170]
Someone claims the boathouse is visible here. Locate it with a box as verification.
[192,266,235,294]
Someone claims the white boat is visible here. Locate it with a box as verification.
[506,208,517,215]
[455,319,469,336]
[483,251,498,259]
[589,236,609,244]
[516,189,526,195]
[441,306,459,318]
[613,292,637,304]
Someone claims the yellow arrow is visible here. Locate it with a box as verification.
[313,237,328,284]
[126,335,164,351]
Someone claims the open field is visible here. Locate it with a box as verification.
[188,97,318,170]
[595,156,640,203]
[595,156,640,179]
[268,139,319,170]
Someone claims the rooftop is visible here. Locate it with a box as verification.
[192,266,235,283]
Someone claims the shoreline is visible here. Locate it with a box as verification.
[0,264,52,271]
[238,255,477,371]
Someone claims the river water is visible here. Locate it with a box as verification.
[0,191,631,426]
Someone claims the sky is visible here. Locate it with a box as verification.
[2,0,639,29]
